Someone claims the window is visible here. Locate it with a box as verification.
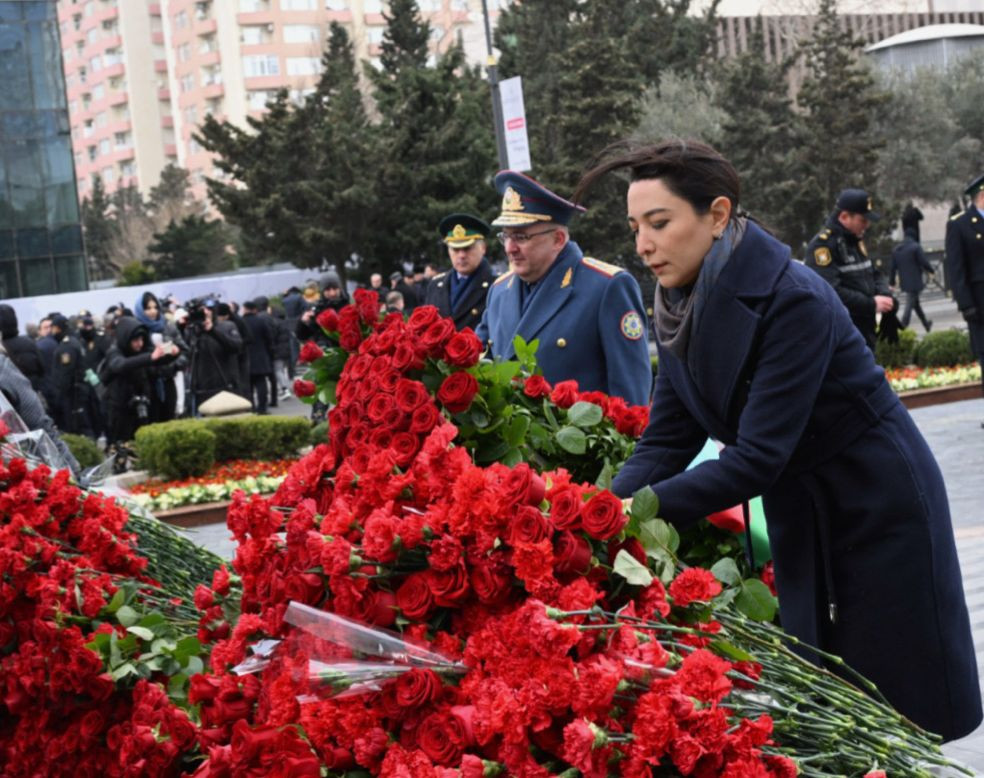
[248,90,272,109]
[178,42,191,61]
[240,26,267,45]
[238,0,269,11]
[95,111,107,127]
[181,73,195,92]
[364,0,383,12]
[418,0,436,10]
[72,14,82,30]
[87,145,97,161]
[98,138,110,155]
[451,0,467,9]
[102,166,115,183]
[175,10,188,28]
[282,0,317,8]
[201,65,222,86]
[86,27,99,44]
[69,99,78,114]
[287,57,320,76]
[242,55,279,77]
[104,49,122,66]
[91,83,104,100]
[284,25,320,43]
[199,35,217,53]
[194,1,212,20]
[184,105,198,124]
[325,0,346,8]
[120,161,135,178]
[188,137,202,155]
[89,55,101,72]
[113,106,129,121]
[205,97,223,115]
[113,132,130,149]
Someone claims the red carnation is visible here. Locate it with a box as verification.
[298,340,324,363]
[437,372,479,414]
[316,308,339,332]
[674,648,733,704]
[443,328,483,367]
[580,489,627,540]
[523,374,551,398]
[293,379,317,398]
[668,567,722,607]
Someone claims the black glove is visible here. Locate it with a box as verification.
[962,307,980,324]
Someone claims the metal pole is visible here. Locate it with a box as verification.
[481,0,508,169]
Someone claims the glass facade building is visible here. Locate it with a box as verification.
[0,0,87,298]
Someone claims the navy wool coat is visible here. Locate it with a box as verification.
[476,241,653,407]
[612,221,981,741]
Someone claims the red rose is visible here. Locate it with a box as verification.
[391,340,425,372]
[420,319,456,356]
[668,567,723,606]
[428,561,469,606]
[367,392,398,423]
[418,710,466,766]
[396,573,434,620]
[443,328,483,367]
[554,530,592,575]
[550,379,580,408]
[578,391,609,413]
[395,668,443,708]
[298,340,324,363]
[316,308,339,332]
[293,379,317,398]
[391,432,420,467]
[284,571,324,605]
[580,490,627,540]
[408,402,440,434]
[339,327,362,352]
[470,555,513,605]
[395,378,430,412]
[80,709,105,741]
[523,374,552,398]
[408,305,441,333]
[508,505,551,545]
[760,560,777,596]
[706,505,745,534]
[548,484,583,531]
[503,462,546,506]
[437,371,479,414]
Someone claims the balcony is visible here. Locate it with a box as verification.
[96,4,118,23]
[158,86,171,100]
[149,3,161,16]
[161,115,174,128]
[165,143,177,157]
[202,82,224,99]
[199,50,220,67]
[152,31,164,45]
[155,59,168,73]
[196,18,217,35]
[109,90,128,106]
[101,62,125,79]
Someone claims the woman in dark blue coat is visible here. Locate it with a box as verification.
[575,140,981,742]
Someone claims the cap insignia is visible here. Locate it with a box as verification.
[451,224,466,239]
[867,197,873,211]
[502,186,523,212]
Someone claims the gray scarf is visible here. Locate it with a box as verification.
[653,217,747,362]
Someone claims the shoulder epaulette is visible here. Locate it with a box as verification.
[432,272,447,281]
[818,229,831,240]
[581,257,623,277]
[493,270,514,286]
[950,210,965,221]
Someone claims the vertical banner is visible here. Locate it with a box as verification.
[498,76,532,172]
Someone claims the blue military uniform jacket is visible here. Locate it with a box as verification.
[612,222,981,741]
[475,241,653,407]
[424,258,496,332]
[945,207,984,319]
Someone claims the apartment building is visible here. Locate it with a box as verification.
[57,0,507,204]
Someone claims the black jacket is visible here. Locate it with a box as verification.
[188,318,244,403]
[0,304,44,390]
[889,235,934,293]
[424,259,496,331]
[243,311,275,375]
[944,207,984,319]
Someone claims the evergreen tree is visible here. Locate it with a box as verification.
[714,19,812,249]
[80,175,116,280]
[147,215,232,280]
[367,0,496,269]
[795,0,886,243]
[147,164,200,227]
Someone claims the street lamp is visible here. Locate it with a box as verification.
[480,0,508,169]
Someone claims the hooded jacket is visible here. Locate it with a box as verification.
[0,305,44,390]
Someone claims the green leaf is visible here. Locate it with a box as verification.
[612,549,654,587]
[710,557,742,586]
[167,672,189,700]
[555,426,586,454]
[504,414,530,447]
[630,486,660,524]
[185,655,204,675]
[494,361,522,384]
[566,401,604,428]
[469,408,491,428]
[317,382,337,406]
[595,461,614,490]
[709,639,754,662]
[501,447,523,467]
[735,579,778,622]
[174,636,202,661]
[110,662,138,681]
[127,626,156,641]
[104,587,128,614]
[475,438,512,464]
[639,518,678,556]
[116,605,139,628]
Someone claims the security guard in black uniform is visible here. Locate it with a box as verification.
[425,214,496,331]
[805,188,894,349]
[945,172,984,426]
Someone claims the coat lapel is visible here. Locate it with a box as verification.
[512,248,578,353]
[452,261,493,318]
[497,273,523,359]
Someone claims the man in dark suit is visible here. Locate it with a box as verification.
[945,172,984,426]
[476,171,652,406]
[890,228,934,332]
[425,213,496,331]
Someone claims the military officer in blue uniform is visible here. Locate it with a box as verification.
[475,171,653,407]
[945,172,984,426]
[804,189,894,349]
[425,214,496,331]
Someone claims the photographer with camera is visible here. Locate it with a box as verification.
[183,301,244,412]
[102,316,178,449]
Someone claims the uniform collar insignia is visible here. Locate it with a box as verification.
[560,267,572,288]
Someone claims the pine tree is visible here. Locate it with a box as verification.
[147,215,232,280]
[715,19,813,249]
[367,1,496,269]
[147,164,200,228]
[796,0,886,239]
[80,175,117,280]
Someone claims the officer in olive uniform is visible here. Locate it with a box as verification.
[805,188,894,349]
[425,214,496,331]
[945,172,984,425]
[476,171,653,407]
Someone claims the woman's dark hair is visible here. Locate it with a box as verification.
[573,139,741,219]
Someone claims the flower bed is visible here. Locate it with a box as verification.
[128,458,293,513]
[886,363,981,393]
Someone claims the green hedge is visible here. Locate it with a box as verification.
[134,415,309,479]
[913,329,974,368]
[875,328,918,369]
[61,433,104,469]
[309,420,329,447]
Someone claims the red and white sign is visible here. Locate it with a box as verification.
[499,76,531,172]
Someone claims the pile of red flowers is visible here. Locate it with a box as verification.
[184,294,798,776]
[0,438,198,776]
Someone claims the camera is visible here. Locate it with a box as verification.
[129,394,151,422]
